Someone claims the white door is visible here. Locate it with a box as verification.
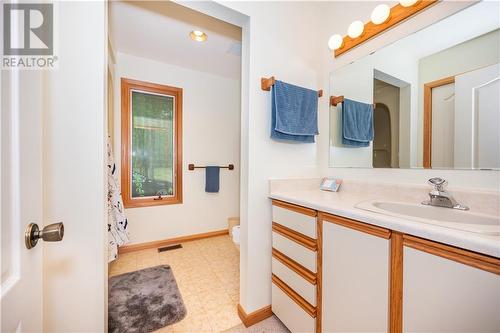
[2,2,108,332]
[431,82,455,169]
[454,63,500,169]
[1,69,44,331]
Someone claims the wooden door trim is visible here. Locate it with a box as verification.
[403,235,500,275]
[272,248,317,285]
[272,222,318,251]
[322,213,391,239]
[389,232,404,333]
[272,274,317,318]
[272,199,318,217]
[423,76,455,169]
[316,215,323,333]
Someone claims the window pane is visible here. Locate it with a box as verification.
[131,91,174,198]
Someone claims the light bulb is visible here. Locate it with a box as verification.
[371,4,390,25]
[328,34,343,50]
[347,20,364,39]
[190,30,207,42]
[399,0,418,7]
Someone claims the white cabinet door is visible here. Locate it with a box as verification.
[403,246,500,332]
[322,222,389,333]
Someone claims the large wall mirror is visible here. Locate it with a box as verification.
[329,2,499,170]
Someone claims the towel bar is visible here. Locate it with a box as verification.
[188,164,234,171]
[261,76,323,97]
[330,95,376,108]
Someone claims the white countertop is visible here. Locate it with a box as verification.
[269,182,500,258]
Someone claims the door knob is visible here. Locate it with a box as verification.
[25,222,64,249]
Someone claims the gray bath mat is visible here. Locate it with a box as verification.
[108,265,187,333]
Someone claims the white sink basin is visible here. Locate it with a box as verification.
[355,200,500,236]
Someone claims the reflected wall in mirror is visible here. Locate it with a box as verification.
[329,2,500,170]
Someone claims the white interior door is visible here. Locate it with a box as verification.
[2,2,107,332]
[454,63,500,169]
[431,82,455,169]
[1,69,44,332]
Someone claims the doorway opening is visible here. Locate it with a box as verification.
[373,70,411,168]
[373,102,393,168]
[107,1,243,331]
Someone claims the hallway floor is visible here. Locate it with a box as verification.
[109,235,241,332]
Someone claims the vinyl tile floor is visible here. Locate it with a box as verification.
[109,235,242,332]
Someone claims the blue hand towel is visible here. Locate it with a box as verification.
[342,98,374,147]
[271,80,318,143]
[205,166,220,193]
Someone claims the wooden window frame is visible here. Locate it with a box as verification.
[423,76,455,169]
[120,78,183,208]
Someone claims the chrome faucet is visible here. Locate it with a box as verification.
[421,177,469,210]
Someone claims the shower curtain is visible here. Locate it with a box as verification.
[107,137,130,262]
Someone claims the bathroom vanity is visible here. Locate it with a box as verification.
[268,3,500,331]
[269,179,500,333]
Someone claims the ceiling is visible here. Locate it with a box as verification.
[109,1,242,79]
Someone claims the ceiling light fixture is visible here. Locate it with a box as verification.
[190,30,207,42]
[399,0,419,7]
[371,4,391,25]
[328,34,344,50]
[347,21,364,39]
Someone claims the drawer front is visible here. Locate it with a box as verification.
[272,284,316,333]
[272,257,316,306]
[273,232,316,273]
[272,205,316,239]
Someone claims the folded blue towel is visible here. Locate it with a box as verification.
[271,80,318,143]
[205,166,220,193]
[342,98,374,147]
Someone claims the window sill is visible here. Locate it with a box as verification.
[123,196,183,208]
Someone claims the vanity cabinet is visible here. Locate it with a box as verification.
[402,236,500,332]
[321,213,391,333]
[269,199,500,333]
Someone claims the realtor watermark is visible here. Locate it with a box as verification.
[2,3,58,69]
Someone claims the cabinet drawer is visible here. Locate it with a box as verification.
[272,257,316,306]
[273,232,316,273]
[272,204,316,239]
[272,284,316,333]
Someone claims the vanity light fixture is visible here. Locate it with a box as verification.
[330,0,437,57]
[190,30,207,42]
[399,0,419,7]
[347,20,364,38]
[328,34,344,50]
[371,4,391,25]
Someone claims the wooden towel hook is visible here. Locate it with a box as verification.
[330,95,376,109]
[261,76,323,97]
[330,95,344,107]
